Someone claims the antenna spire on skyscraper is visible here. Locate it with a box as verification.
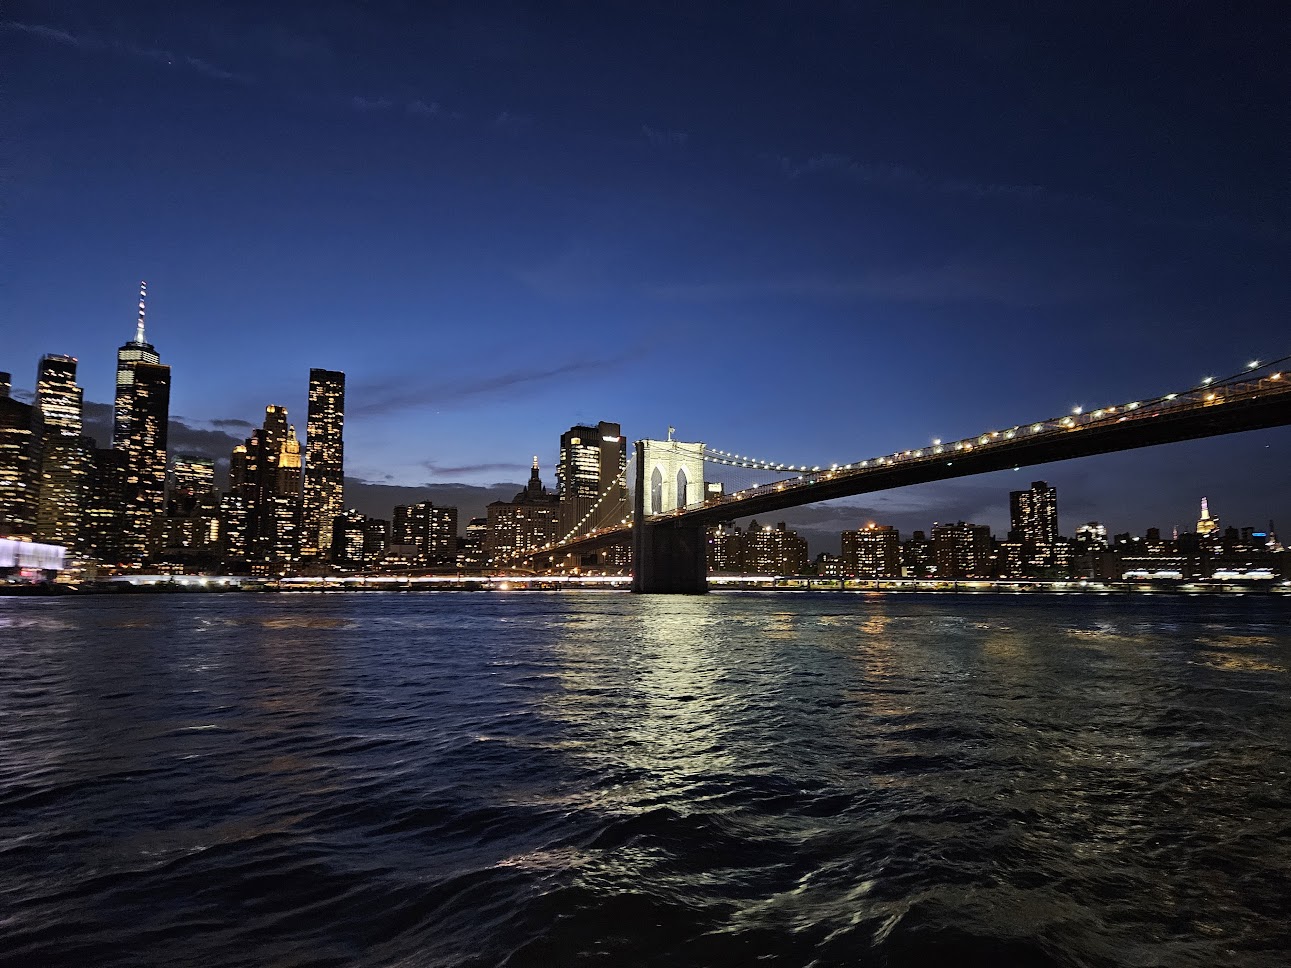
[135,281,148,344]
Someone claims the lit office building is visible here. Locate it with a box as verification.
[82,447,128,563]
[1196,497,1221,543]
[113,282,161,447]
[457,517,488,569]
[119,361,171,561]
[0,374,35,536]
[392,501,458,566]
[331,509,368,568]
[931,521,993,579]
[842,523,901,578]
[486,458,560,563]
[557,422,628,539]
[167,456,216,516]
[741,520,810,575]
[232,407,301,573]
[302,368,345,558]
[33,355,91,549]
[901,530,935,578]
[1007,480,1059,576]
[156,456,220,565]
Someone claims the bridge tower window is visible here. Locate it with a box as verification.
[650,467,663,514]
[676,467,688,508]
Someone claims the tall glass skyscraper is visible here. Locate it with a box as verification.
[114,282,161,448]
[302,368,345,558]
[33,354,91,548]
[120,361,171,560]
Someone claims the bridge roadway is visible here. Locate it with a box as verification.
[662,369,1291,528]
[536,367,1291,568]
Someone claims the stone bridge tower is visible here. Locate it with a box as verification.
[632,437,708,594]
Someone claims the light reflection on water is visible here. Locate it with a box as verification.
[1,591,1289,967]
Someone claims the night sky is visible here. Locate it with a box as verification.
[4,1,1288,551]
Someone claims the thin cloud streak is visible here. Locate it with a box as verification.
[352,355,633,417]
[771,151,1088,208]
[645,257,1117,309]
[422,460,527,477]
[4,20,252,83]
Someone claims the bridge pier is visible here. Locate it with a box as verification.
[631,521,709,594]
[631,437,709,594]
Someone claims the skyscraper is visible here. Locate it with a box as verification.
[113,282,161,448]
[0,373,36,537]
[1196,497,1220,537]
[556,421,627,540]
[120,361,171,561]
[232,407,302,573]
[1009,481,1059,546]
[1008,480,1059,575]
[33,355,91,548]
[302,368,345,558]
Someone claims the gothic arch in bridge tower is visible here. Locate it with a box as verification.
[635,439,706,517]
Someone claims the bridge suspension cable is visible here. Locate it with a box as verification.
[701,448,821,473]
[652,352,1291,520]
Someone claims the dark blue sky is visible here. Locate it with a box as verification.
[4,1,1288,545]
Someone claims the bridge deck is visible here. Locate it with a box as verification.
[656,369,1291,528]
[515,367,1291,561]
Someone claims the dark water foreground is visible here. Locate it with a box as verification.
[2,592,1288,967]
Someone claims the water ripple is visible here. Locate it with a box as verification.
[1,592,1289,967]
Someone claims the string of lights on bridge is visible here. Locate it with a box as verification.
[511,353,1289,554]
[670,353,1291,516]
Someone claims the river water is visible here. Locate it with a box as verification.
[2,591,1288,967]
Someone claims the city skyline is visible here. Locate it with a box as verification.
[2,323,1287,557]
[4,2,1288,544]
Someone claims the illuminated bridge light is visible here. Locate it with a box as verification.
[1249,360,1261,369]
[1165,394,1177,400]
[1072,406,1083,415]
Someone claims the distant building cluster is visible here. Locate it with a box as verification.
[718,481,1286,582]
[1,292,633,578]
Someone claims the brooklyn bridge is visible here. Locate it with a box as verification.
[510,358,1291,593]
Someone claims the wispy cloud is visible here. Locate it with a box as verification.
[772,151,1071,206]
[645,256,1118,309]
[642,124,688,149]
[344,94,460,120]
[422,460,527,477]
[4,20,251,83]
[493,110,534,134]
[352,356,631,417]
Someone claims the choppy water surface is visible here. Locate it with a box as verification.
[2,592,1289,967]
